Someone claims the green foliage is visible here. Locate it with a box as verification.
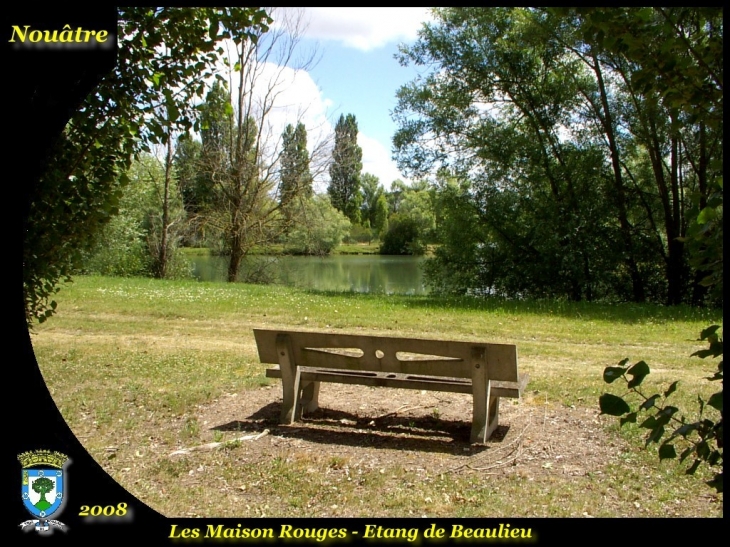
[328,114,363,224]
[587,6,724,492]
[392,7,722,305]
[24,7,272,327]
[175,135,205,219]
[680,176,723,306]
[379,181,435,256]
[600,326,723,492]
[82,213,148,277]
[380,215,424,256]
[280,122,314,220]
[359,173,384,228]
[82,154,191,279]
[283,195,351,256]
[345,223,374,245]
[373,194,389,239]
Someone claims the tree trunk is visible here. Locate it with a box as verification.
[592,54,645,302]
[157,132,173,279]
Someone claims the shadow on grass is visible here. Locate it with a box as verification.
[300,288,721,325]
[211,402,510,455]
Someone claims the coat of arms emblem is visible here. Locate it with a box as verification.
[18,450,69,534]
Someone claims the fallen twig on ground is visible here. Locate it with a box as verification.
[447,410,533,473]
[169,429,270,456]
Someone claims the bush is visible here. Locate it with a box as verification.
[81,213,149,277]
[283,195,351,256]
[380,216,425,255]
[344,223,374,244]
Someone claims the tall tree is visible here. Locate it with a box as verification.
[373,194,389,239]
[195,8,319,282]
[393,7,721,304]
[328,113,363,224]
[394,8,629,300]
[359,173,384,228]
[279,122,313,224]
[23,7,271,326]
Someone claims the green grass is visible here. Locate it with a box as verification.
[30,275,722,517]
[334,242,380,254]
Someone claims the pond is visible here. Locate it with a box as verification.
[190,254,429,295]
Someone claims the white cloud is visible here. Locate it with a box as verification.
[191,22,414,193]
[221,50,407,189]
[358,132,405,186]
[275,7,433,51]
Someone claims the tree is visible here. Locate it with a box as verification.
[359,173,384,228]
[23,7,272,326]
[380,182,435,256]
[280,122,314,224]
[82,153,189,279]
[283,194,351,256]
[392,7,721,304]
[195,8,320,282]
[386,179,408,215]
[32,477,55,510]
[328,113,363,224]
[585,6,723,491]
[373,193,389,239]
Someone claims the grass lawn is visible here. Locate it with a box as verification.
[30,276,722,517]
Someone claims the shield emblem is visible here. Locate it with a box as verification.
[22,468,64,519]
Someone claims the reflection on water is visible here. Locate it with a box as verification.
[190,254,427,295]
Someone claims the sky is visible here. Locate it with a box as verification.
[246,7,436,192]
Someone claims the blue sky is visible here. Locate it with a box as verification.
[263,8,435,190]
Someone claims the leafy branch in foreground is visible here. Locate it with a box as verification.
[600,325,723,492]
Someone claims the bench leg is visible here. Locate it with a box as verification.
[276,334,301,424]
[471,379,493,444]
[471,347,490,443]
[486,395,499,440]
[298,380,321,418]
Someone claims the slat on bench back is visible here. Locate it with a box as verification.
[253,329,518,382]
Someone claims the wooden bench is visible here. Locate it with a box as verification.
[253,329,528,444]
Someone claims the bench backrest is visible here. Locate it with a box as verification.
[253,329,518,382]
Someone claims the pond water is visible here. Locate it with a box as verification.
[190,254,428,295]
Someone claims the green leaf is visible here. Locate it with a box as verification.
[696,206,717,224]
[640,415,658,429]
[599,393,631,416]
[658,443,676,460]
[603,367,626,384]
[627,360,650,388]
